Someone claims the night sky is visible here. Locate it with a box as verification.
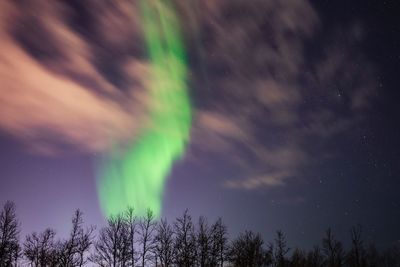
[1,0,400,250]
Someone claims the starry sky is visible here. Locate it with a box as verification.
[0,0,399,249]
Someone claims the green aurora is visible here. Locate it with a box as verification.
[97,0,191,218]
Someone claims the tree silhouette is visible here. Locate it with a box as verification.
[290,248,307,267]
[58,210,95,267]
[228,230,268,267]
[381,244,400,267]
[154,218,174,267]
[347,225,366,267]
[24,228,57,267]
[0,201,20,266]
[138,209,157,267]
[2,200,400,267]
[196,216,212,267]
[306,246,324,267]
[273,230,290,267]
[210,218,228,267]
[125,207,137,267]
[322,228,344,267]
[174,209,196,267]
[364,244,380,267]
[90,214,129,267]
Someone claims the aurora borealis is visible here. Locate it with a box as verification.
[98,0,191,218]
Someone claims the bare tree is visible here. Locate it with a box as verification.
[322,228,344,267]
[228,230,267,267]
[125,207,137,267]
[290,248,307,267]
[6,202,400,267]
[58,210,81,266]
[347,225,366,267]
[155,218,174,267]
[273,230,290,267]
[24,228,57,267]
[364,244,380,267]
[57,210,94,267]
[174,209,196,267]
[306,246,324,267]
[381,244,400,267]
[90,215,129,267]
[210,218,228,267]
[138,209,157,267]
[197,216,212,267]
[76,224,95,267]
[0,201,20,266]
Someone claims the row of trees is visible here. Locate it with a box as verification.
[0,201,399,266]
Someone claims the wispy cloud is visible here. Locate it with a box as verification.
[0,1,148,153]
[184,0,377,189]
[0,1,376,189]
